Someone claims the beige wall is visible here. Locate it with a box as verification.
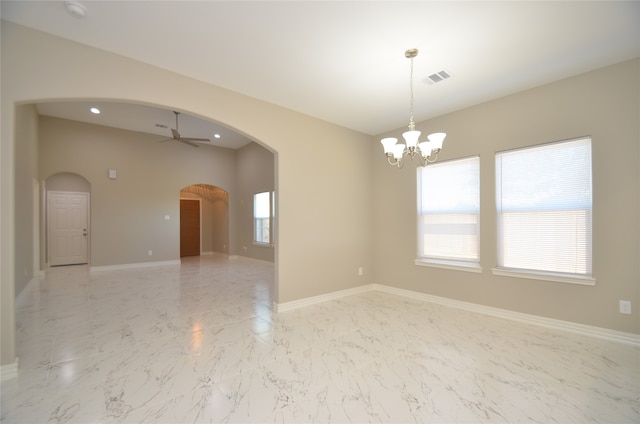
[13,105,39,299]
[39,116,240,266]
[374,58,640,334]
[236,142,276,262]
[1,22,374,366]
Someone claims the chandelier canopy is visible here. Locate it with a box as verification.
[381,49,446,168]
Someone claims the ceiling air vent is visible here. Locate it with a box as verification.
[423,70,452,85]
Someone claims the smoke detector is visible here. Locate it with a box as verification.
[65,2,87,18]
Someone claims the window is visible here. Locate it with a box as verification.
[495,137,592,281]
[253,191,275,245]
[417,156,480,268]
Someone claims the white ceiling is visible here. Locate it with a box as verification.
[2,1,640,146]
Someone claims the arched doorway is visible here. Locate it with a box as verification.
[43,172,91,267]
[180,184,229,257]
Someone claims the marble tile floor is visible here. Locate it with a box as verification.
[1,255,638,423]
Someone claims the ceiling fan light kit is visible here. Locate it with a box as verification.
[381,48,447,169]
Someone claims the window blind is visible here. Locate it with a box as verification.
[418,156,480,262]
[495,137,592,276]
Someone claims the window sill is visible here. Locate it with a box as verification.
[491,267,596,286]
[415,259,482,274]
[252,242,275,248]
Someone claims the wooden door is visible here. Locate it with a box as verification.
[180,198,200,257]
[48,192,89,266]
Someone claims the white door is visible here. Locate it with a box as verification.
[48,192,89,266]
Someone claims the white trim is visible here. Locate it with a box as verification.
[492,267,596,286]
[272,283,639,346]
[229,255,274,266]
[275,284,373,313]
[201,251,215,256]
[90,260,180,272]
[1,358,19,381]
[373,284,639,347]
[415,259,482,273]
[252,241,275,248]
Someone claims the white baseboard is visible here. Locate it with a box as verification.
[229,255,275,266]
[274,283,639,347]
[275,284,373,312]
[1,358,19,382]
[374,284,640,347]
[90,260,180,272]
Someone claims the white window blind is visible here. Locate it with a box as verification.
[495,137,592,276]
[417,156,480,263]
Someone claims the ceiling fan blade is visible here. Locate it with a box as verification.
[171,128,181,139]
[179,139,200,148]
[181,137,210,142]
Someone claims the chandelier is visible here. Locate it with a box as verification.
[381,49,446,168]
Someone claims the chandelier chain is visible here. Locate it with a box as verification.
[408,56,415,131]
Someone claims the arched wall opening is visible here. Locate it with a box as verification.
[41,172,91,269]
[180,184,229,256]
[33,99,277,268]
[4,22,376,367]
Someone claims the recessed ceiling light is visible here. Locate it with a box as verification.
[89,107,101,114]
[213,134,221,139]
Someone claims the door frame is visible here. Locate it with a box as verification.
[46,191,90,266]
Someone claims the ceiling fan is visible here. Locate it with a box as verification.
[160,111,209,147]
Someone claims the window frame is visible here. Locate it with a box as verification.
[253,191,275,247]
[493,136,595,286]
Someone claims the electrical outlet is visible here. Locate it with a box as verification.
[148,250,153,256]
[619,300,632,315]
[358,267,363,276]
